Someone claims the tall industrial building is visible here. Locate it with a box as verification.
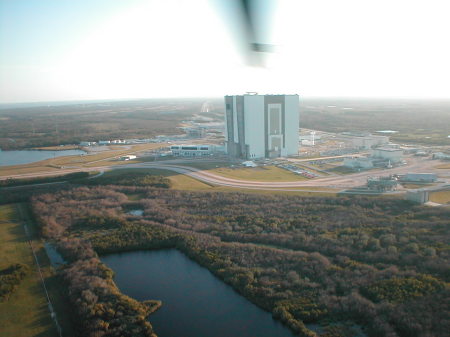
[224,94,299,159]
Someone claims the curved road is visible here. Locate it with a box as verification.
[1,156,449,192]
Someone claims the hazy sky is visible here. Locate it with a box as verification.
[1,0,450,103]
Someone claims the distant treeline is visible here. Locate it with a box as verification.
[0,172,171,205]
[31,185,450,337]
[84,172,171,188]
[298,98,450,145]
[0,172,90,188]
[0,99,205,150]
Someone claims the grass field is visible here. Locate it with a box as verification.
[435,162,450,169]
[429,190,450,204]
[0,204,74,337]
[104,168,338,196]
[327,166,357,175]
[32,145,80,151]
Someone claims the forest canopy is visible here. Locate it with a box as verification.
[32,185,450,337]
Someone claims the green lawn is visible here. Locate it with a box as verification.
[98,168,337,198]
[0,204,74,337]
[429,190,450,204]
[103,168,339,196]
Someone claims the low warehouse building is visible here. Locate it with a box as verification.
[170,144,224,157]
[401,173,437,182]
[371,147,403,163]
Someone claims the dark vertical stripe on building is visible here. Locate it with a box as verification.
[264,96,269,158]
[225,96,235,156]
[236,95,246,158]
[282,97,285,147]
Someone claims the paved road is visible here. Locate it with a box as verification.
[1,156,448,192]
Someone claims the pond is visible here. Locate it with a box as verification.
[127,209,144,216]
[0,149,86,166]
[44,242,66,267]
[102,249,296,337]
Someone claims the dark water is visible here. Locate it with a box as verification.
[102,250,296,337]
[44,242,66,267]
[0,149,86,166]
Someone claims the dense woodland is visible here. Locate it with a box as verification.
[31,184,450,337]
[0,172,89,188]
[297,98,450,145]
[0,263,29,301]
[0,99,202,149]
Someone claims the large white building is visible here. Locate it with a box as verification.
[224,94,299,159]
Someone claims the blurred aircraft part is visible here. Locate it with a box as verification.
[220,0,276,67]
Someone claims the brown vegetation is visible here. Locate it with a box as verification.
[31,185,450,337]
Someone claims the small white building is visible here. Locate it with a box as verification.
[242,161,257,167]
[120,155,137,161]
[98,140,111,145]
[79,141,95,146]
[402,173,437,183]
[406,190,429,204]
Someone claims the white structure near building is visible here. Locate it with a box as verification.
[79,141,96,146]
[406,190,429,204]
[224,94,299,159]
[120,155,137,161]
[242,161,257,167]
[339,132,389,149]
[170,144,224,157]
[343,157,374,169]
[371,147,403,163]
[111,139,126,144]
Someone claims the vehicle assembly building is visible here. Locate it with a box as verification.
[224,94,299,159]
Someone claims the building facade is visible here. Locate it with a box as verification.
[224,94,299,159]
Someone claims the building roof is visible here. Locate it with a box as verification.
[375,147,403,152]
